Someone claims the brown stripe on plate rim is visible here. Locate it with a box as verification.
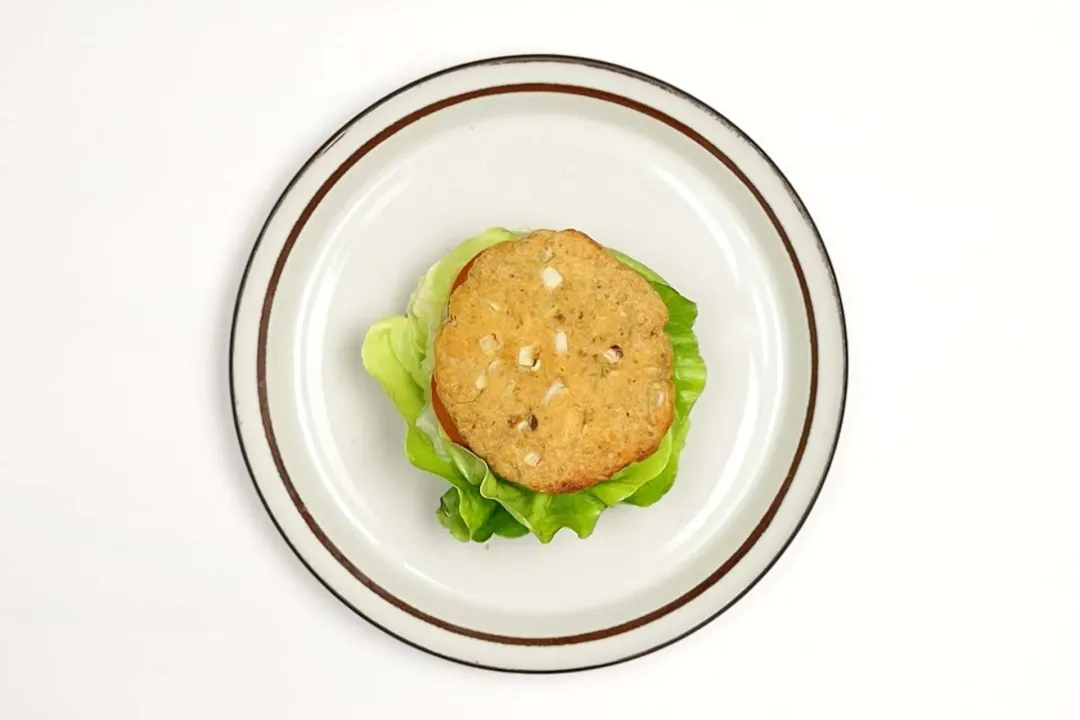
[256,82,819,646]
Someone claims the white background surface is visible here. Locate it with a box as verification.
[1,1,1078,717]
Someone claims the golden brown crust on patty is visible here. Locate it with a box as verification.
[432,229,675,493]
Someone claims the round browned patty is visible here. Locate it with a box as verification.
[432,229,675,493]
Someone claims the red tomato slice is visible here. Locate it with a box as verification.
[429,248,490,448]
[451,252,481,292]
[430,376,467,447]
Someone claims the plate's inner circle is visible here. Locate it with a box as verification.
[260,89,814,639]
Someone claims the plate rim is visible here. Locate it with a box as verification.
[229,52,849,673]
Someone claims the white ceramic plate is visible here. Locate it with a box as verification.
[230,55,847,672]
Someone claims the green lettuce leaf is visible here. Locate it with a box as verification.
[361,228,707,543]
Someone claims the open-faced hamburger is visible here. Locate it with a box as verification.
[362,228,706,543]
